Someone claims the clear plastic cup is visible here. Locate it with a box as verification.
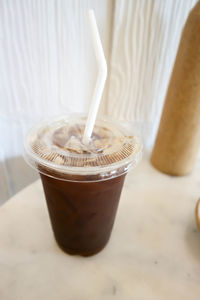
[24,114,142,256]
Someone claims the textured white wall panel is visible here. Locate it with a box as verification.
[0,0,198,202]
[106,0,197,146]
[0,0,113,155]
[0,0,113,202]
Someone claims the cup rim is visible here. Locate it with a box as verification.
[24,114,143,181]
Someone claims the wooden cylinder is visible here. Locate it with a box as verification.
[151,1,200,176]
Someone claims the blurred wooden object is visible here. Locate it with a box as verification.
[195,198,200,231]
[151,1,200,176]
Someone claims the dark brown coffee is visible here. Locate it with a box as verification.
[24,115,142,256]
[40,172,126,256]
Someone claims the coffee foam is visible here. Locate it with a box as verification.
[52,124,113,154]
[30,120,137,168]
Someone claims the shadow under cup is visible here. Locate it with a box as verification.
[40,171,126,256]
[24,115,142,256]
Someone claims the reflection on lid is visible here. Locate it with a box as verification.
[31,119,138,168]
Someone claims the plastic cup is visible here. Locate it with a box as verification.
[24,114,142,256]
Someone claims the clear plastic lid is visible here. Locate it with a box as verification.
[24,114,142,182]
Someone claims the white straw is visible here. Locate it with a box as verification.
[83,9,107,144]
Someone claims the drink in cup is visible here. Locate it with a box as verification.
[24,114,142,256]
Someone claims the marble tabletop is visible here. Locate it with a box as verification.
[0,156,200,300]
